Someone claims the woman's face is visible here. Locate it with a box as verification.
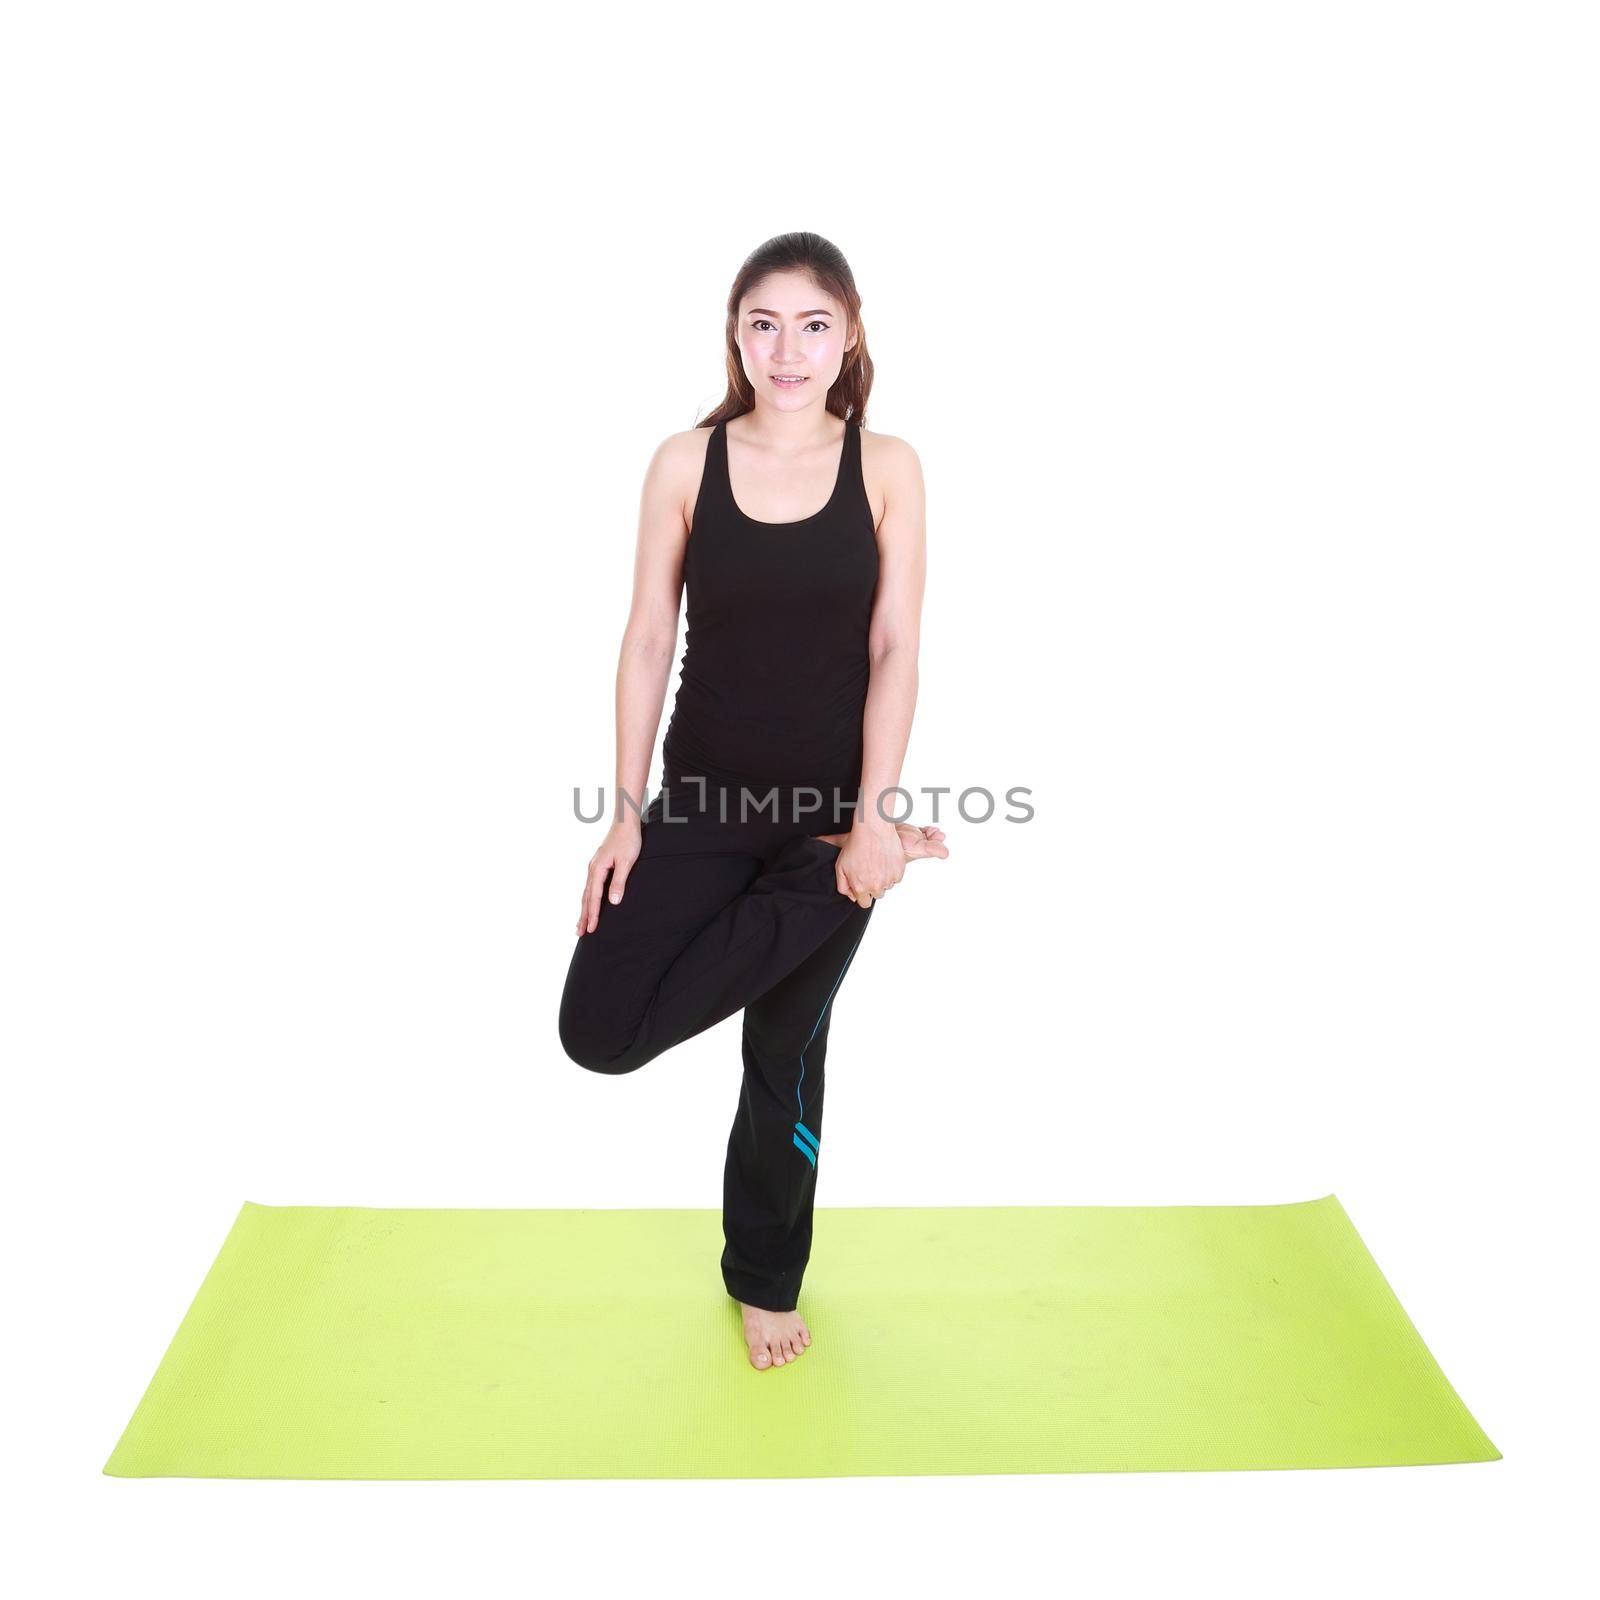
[736,270,856,413]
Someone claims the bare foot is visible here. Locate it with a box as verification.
[814,823,950,859]
[739,1301,812,1370]
[896,822,949,859]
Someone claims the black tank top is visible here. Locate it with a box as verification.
[660,417,879,798]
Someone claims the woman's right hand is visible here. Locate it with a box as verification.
[576,819,643,936]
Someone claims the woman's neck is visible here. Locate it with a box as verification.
[732,402,842,452]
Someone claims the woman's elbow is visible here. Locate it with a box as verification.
[868,637,919,669]
[621,624,677,664]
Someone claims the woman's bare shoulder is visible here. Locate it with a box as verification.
[858,428,923,524]
[650,426,715,469]
[641,426,715,503]
[631,427,715,541]
[858,426,922,474]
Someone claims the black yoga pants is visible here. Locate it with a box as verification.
[558,785,875,1312]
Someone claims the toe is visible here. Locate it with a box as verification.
[771,1342,785,1365]
[751,1344,770,1369]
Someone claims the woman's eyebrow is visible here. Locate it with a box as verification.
[747,307,834,318]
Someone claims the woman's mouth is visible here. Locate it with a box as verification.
[769,375,808,387]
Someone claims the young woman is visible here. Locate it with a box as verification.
[558,232,946,1372]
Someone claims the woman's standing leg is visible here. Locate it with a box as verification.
[720,899,873,1311]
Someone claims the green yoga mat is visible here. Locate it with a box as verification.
[104,1194,1498,1478]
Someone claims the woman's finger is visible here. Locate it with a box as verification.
[577,868,598,935]
[583,860,610,934]
[607,862,631,906]
[840,869,871,909]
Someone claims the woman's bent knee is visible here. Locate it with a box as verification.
[566,1041,643,1075]
[558,1005,642,1075]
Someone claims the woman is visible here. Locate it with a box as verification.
[558,231,947,1372]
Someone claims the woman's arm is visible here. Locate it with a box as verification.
[575,431,698,935]
[835,431,926,904]
[612,433,696,819]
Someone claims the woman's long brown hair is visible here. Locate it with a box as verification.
[697,232,873,429]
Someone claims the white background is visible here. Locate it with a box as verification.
[4,1,1594,1595]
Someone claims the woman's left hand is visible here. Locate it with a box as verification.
[835,822,905,908]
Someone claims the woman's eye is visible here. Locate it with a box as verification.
[805,321,830,333]
[752,320,775,331]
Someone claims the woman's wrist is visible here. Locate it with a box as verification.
[851,807,899,837]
